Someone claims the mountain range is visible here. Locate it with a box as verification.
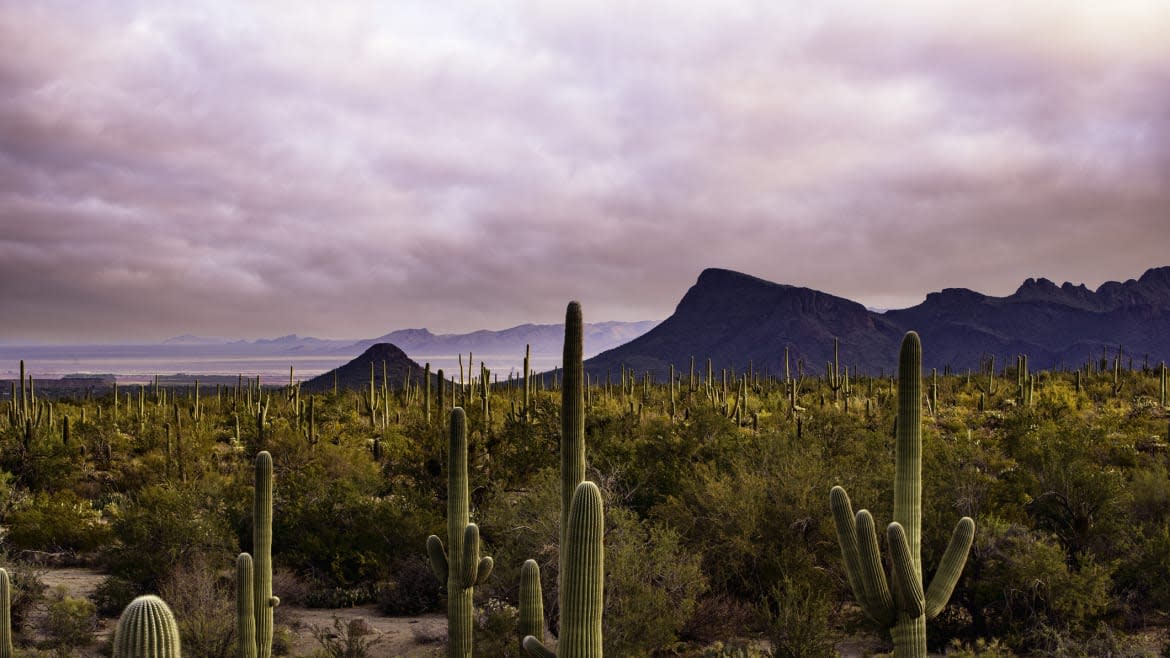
[584,266,1170,379]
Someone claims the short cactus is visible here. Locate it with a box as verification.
[112,595,182,658]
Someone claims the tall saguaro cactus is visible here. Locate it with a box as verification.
[830,332,974,658]
[561,302,586,581]
[427,407,493,657]
[521,301,606,657]
[237,451,279,658]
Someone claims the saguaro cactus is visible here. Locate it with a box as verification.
[426,408,493,657]
[830,332,974,658]
[523,481,605,658]
[561,301,586,579]
[237,451,279,658]
[0,569,12,658]
[113,595,182,658]
[519,559,545,647]
[521,302,606,657]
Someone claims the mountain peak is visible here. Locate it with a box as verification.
[303,342,428,392]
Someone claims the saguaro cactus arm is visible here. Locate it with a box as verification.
[923,516,976,620]
[887,523,926,618]
[830,487,894,626]
[459,523,494,588]
[522,637,558,658]
[426,535,448,584]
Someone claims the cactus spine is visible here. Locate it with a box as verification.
[830,332,974,658]
[237,451,278,658]
[112,595,182,658]
[426,407,493,657]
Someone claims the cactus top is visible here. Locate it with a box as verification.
[113,595,182,658]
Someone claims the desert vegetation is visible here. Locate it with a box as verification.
[2,307,1169,657]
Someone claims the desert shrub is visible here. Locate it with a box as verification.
[683,594,758,645]
[762,575,835,658]
[966,518,1113,650]
[603,505,707,657]
[271,567,312,607]
[4,489,113,554]
[375,554,441,615]
[474,598,524,658]
[945,637,1015,657]
[1129,464,1170,527]
[1113,523,1170,621]
[309,616,383,658]
[103,482,236,589]
[270,444,440,590]
[40,586,97,656]
[89,576,140,617]
[159,556,236,658]
[0,560,47,636]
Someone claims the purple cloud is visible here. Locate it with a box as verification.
[2,2,1169,342]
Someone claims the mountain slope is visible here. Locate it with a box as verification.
[585,266,1170,378]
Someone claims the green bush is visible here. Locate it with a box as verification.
[967,518,1113,650]
[40,586,97,656]
[375,554,442,615]
[473,598,524,658]
[603,506,707,657]
[762,575,835,658]
[89,576,140,617]
[4,490,112,554]
[103,483,236,589]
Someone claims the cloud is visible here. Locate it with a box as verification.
[1,1,1169,341]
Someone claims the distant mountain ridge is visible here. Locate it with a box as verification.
[585,266,1170,378]
[153,320,658,360]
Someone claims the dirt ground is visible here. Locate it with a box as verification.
[37,567,447,658]
[30,567,1170,657]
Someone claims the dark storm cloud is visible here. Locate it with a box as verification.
[2,1,1169,342]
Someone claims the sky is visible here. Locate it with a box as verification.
[2,1,1169,343]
